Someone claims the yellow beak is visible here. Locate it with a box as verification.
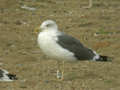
[34,27,40,34]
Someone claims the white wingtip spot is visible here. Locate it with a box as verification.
[92,51,100,61]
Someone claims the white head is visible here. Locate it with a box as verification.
[40,20,58,31]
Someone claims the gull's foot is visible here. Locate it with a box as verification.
[56,70,64,80]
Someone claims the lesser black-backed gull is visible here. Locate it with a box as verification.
[35,20,111,80]
[0,69,17,81]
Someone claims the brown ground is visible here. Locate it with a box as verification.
[0,0,120,90]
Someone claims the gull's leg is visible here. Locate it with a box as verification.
[56,61,62,79]
[56,61,65,80]
[61,61,65,80]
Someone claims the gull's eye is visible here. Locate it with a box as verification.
[46,24,52,27]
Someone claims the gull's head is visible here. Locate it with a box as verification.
[40,20,58,30]
[35,20,58,33]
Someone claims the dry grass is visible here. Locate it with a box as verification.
[0,0,120,90]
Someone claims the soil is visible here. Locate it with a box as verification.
[0,0,120,90]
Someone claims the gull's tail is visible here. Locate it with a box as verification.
[96,55,112,62]
[0,69,17,81]
[92,51,112,62]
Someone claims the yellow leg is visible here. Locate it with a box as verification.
[61,61,64,80]
[56,61,62,79]
[56,61,65,80]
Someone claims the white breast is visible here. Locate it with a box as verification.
[37,31,77,61]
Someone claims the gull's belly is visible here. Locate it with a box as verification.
[38,32,77,61]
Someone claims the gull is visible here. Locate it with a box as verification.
[0,69,17,81]
[35,20,111,80]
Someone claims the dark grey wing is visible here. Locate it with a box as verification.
[57,32,95,60]
[0,69,4,78]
